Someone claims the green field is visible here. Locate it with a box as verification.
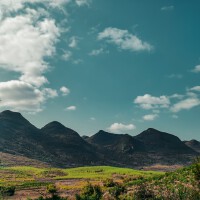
[0,165,162,188]
[1,163,200,200]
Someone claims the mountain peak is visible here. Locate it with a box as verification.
[0,110,32,126]
[44,121,66,128]
[1,110,23,118]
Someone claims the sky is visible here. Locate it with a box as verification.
[0,0,200,140]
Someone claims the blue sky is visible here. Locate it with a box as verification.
[0,0,200,140]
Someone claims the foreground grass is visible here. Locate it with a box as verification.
[0,166,162,188]
[1,162,200,199]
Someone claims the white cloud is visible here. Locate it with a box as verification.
[134,94,170,109]
[0,0,71,14]
[62,50,72,61]
[192,65,200,73]
[89,48,109,56]
[172,115,178,119]
[189,86,200,92]
[161,6,174,11]
[170,94,184,99]
[107,123,136,134]
[90,117,96,121]
[60,86,70,96]
[75,0,91,6]
[0,80,57,112]
[69,36,78,48]
[0,0,73,113]
[98,27,153,52]
[66,105,76,111]
[168,74,183,79]
[170,98,200,113]
[0,13,60,87]
[143,114,158,121]
[43,88,58,98]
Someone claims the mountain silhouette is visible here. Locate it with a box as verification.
[0,110,198,168]
[184,139,200,153]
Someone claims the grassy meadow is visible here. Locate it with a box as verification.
[0,162,200,200]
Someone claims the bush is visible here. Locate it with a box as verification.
[133,183,156,200]
[192,157,200,185]
[47,184,57,196]
[109,183,126,200]
[0,186,15,196]
[75,182,102,200]
[103,179,116,187]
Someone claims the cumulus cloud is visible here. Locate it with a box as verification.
[189,86,200,92]
[62,50,72,61]
[0,0,74,113]
[161,5,174,11]
[192,65,200,73]
[65,105,76,111]
[90,117,96,121]
[134,94,170,109]
[143,114,158,121]
[0,14,59,86]
[89,48,109,56]
[170,94,184,99]
[60,86,70,96]
[75,0,91,6]
[98,27,153,52]
[0,80,57,112]
[69,36,78,48]
[107,123,136,134]
[168,74,183,79]
[0,0,71,14]
[170,98,200,113]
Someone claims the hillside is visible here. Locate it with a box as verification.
[0,162,199,200]
[184,139,200,153]
[0,110,199,168]
[135,128,195,153]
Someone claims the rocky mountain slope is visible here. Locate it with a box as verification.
[184,139,200,153]
[0,110,199,168]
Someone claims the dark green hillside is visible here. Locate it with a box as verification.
[135,128,196,153]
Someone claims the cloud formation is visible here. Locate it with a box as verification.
[161,6,174,11]
[192,65,200,73]
[98,27,153,52]
[60,86,70,96]
[66,106,77,111]
[89,48,108,56]
[69,36,79,48]
[134,94,170,109]
[143,114,158,121]
[0,80,57,112]
[170,98,200,113]
[189,86,200,92]
[107,122,136,134]
[0,13,59,87]
[0,0,72,113]
[75,0,91,6]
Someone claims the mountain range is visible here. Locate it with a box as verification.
[0,110,199,168]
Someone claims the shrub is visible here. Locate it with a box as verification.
[75,182,102,200]
[0,186,15,196]
[192,157,200,185]
[47,184,57,196]
[133,183,156,200]
[109,183,126,200]
[103,179,116,187]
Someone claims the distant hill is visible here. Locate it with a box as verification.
[184,140,200,153]
[0,110,199,168]
[134,128,195,154]
[87,130,144,153]
[40,121,103,166]
[0,110,51,161]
